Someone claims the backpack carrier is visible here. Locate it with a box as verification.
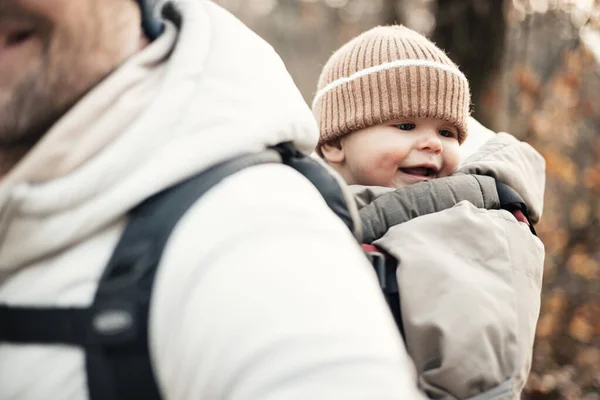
[0,142,534,399]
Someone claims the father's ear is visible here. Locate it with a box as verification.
[320,139,345,164]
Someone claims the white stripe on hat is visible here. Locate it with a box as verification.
[312,58,467,109]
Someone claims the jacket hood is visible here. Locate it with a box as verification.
[0,0,319,270]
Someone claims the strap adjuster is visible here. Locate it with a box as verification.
[363,245,398,295]
[366,251,387,289]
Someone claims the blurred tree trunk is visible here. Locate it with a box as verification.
[391,0,506,128]
[430,0,506,129]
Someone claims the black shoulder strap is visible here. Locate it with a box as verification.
[0,143,359,400]
[87,149,283,400]
[364,250,403,337]
[0,150,280,400]
[272,143,357,236]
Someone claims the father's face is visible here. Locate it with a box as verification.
[0,0,143,146]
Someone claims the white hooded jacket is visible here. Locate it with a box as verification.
[0,2,425,399]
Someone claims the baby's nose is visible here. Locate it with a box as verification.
[418,130,443,152]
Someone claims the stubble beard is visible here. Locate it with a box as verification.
[0,39,115,179]
[0,9,133,154]
[0,0,145,175]
[0,5,74,150]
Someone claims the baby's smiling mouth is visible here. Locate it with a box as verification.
[399,166,437,178]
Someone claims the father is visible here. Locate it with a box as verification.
[0,0,425,399]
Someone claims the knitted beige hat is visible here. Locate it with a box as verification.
[313,25,470,149]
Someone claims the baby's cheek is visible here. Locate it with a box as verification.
[371,153,402,183]
[443,145,461,172]
[355,162,392,187]
[378,150,405,171]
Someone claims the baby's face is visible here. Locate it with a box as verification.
[328,117,460,188]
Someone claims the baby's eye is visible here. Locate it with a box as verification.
[395,123,415,131]
[440,129,457,139]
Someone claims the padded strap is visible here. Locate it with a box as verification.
[359,175,500,244]
[273,143,357,237]
[88,149,282,400]
[0,150,282,400]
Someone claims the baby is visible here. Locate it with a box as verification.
[312,25,546,400]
